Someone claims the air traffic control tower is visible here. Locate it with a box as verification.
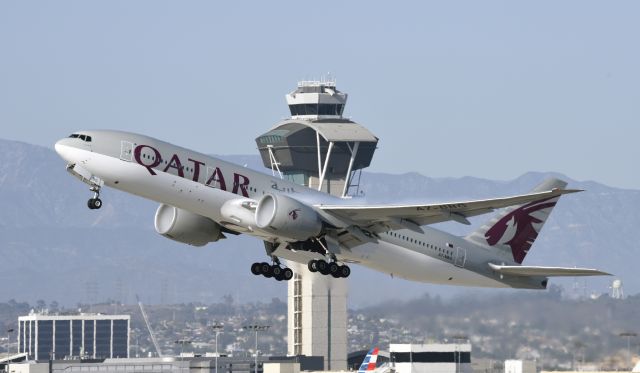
[256,80,378,196]
[255,80,378,371]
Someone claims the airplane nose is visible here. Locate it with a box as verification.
[54,139,65,155]
[55,138,73,163]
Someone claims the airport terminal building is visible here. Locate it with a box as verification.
[390,343,472,373]
[18,313,130,360]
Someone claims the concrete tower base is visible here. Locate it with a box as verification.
[287,261,348,371]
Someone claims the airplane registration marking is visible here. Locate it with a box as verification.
[416,203,468,211]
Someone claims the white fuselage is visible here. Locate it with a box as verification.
[55,130,544,289]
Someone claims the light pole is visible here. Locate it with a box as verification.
[243,325,271,373]
[174,339,192,361]
[573,341,585,370]
[212,323,224,373]
[619,332,637,370]
[6,328,14,355]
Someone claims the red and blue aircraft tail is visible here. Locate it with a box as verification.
[358,347,380,373]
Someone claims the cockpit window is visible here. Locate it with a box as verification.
[68,133,92,142]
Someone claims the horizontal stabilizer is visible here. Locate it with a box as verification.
[488,263,611,277]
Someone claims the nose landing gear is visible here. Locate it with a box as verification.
[64,163,105,210]
[87,186,102,210]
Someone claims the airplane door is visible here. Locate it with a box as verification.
[120,141,134,161]
[454,248,466,268]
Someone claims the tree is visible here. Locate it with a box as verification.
[36,299,46,311]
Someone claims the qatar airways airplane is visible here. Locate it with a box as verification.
[54,130,609,287]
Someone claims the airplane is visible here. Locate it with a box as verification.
[54,130,610,287]
[358,347,380,373]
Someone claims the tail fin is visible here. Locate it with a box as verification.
[466,178,569,264]
[358,347,380,373]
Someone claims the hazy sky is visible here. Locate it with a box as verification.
[1,1,639,189]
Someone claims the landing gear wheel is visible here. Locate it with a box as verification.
[272,265,283,278]
[88,198,102,210]
[328,262,339,276]
[87,184,102,210]
[338,265,351,278]
[283,268,294,281]
[260,262,273,278]
[317,260,330,275]
[251,263,262,275]
[308,260,318,273]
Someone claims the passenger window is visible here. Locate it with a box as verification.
[85,136,92,142]
[79,135,86,141]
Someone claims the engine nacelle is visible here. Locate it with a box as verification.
[255,194,322,241]
[154,204,222,246]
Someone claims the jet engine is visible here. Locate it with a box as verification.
[154,204,223,246]
[255,194,322,241]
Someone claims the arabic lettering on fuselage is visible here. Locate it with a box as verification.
[271,181,296,193]
[133,144,250,197]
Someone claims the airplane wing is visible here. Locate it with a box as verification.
[488,263,611,277]
[316,187,581,232]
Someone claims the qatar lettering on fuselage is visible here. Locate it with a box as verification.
[133,144,251,197]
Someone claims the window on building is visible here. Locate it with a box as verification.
[37,320,53,360]
[113,320,128,358]
[72,320,83,357]
[84,320,94,357]
[54,320,71,359]
[95,320,111,358]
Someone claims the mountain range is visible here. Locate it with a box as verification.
[0,138,635,306]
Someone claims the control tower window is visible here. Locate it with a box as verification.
[284,172,308,186]
[318,104,343,115]
[289,104,343,116]
[306,104,318,115]
[259,135,283,144]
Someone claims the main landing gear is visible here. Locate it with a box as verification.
[87,186,102,210]
[250,260,294,282]
[307,259,351,278]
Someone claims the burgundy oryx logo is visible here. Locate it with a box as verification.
[288,209,301,220]
[484,197,557,263]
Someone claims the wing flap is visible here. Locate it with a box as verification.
[489,263,611,277]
